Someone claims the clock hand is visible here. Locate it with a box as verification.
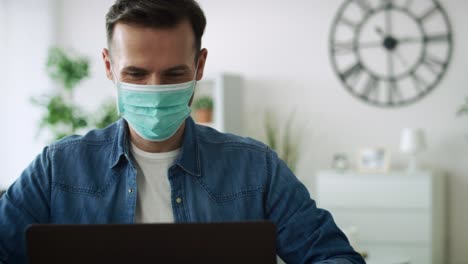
[375,27,385,38]
[385,1,393,36]
[387,49,395,79]
[376,27,400,51]
[397,36,421,44]
[359,41,384,49]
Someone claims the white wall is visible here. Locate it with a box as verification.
[0,0,57,189]
[55,0,116,112]
[1,0,466,263]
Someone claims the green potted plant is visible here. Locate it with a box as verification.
[193,96,214,123]
[31,48,90,141]
[32,47,119,142]
[264,110,301,173]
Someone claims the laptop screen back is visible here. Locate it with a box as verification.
[27,221,277,264]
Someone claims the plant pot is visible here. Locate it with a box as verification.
[194,109,213,123]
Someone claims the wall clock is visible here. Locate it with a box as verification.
[329,0,453,107]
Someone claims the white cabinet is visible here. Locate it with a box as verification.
[193,73,243,135]
[316,171,446,264]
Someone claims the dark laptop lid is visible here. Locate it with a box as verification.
[26,221,277,264]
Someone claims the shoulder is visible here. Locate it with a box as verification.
[48,121,120,151]
[196,124,269,153]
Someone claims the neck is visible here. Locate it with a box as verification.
[128,121,186,153]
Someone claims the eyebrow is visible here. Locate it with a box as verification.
[120,65,191,75]
[121,66,149,73]
[161,65,191,74]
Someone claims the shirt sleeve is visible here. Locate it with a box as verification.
[264,148,365,264]
[0,147,52,264]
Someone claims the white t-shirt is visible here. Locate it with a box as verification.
[131,143,180,223]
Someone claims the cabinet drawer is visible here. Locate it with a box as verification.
[316,174,431,209]
[328,209,430,243]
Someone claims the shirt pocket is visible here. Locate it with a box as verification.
[191,176,266,221]
[50,169,124,223]
[194,174,265,203]
[51,169,120,197]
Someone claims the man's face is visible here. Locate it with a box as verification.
[103,20,207,85]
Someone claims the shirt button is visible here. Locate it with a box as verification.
[175,197,182,204]
[128,188,134,194]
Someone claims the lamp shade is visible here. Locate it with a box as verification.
[400,128,427,155]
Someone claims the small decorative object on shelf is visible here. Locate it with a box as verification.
[400,128,427,173]
[331,153,349,172]
[357,147,390,173]
[457,98,468,137]
[457,97,468,117]
[193,96,213,123]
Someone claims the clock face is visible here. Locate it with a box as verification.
[330,0,453,107]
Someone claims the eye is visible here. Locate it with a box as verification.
[165,69,188,78]
[122,71,148,82]
[127,71,147,78]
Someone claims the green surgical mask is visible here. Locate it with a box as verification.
[113,69,197,142]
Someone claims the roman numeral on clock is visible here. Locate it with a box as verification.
[422,55,445,75]
[339,17,358,30]
[340,62,364,88]
[361,75,379,101]
[410,72,428,95]
[425,33,451,43]
[419,5,439,22]
[388,80,403,105]
[332,41,355,55]
[355,0,373,12]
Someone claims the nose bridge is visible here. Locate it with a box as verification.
[148,72,162,85]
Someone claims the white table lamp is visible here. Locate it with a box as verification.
[400,128,426,173]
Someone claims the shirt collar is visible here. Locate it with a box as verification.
[175,116,201,177]
[110,118,131,169]
[110,117,202,177]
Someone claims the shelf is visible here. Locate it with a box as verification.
[193,73,243,135]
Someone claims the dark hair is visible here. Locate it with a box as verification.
[106,0,206,57]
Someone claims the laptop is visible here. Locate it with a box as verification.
[26,221,277,264]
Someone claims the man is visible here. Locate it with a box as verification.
[0,0,365,263]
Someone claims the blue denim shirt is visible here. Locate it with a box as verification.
[0,117,365,264]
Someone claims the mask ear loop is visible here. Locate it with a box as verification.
[192,55,200,91]
[109,64,122,115]
[110,63,120,84]
[193,50,201,84]
[191,63,200,105]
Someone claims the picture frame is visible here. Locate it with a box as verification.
[357,148,390,173]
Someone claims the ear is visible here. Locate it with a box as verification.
[195,48,208,81]
[102,48,113,81]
